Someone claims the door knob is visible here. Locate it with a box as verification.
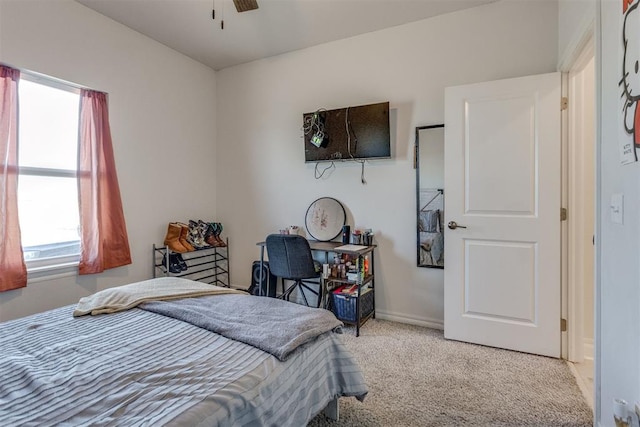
[447,221,467,230]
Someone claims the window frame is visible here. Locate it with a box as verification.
[17,72,83,274]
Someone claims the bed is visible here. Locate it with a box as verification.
[0,278,367,426]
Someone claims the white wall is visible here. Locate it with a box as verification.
[216,0,558,327]
[598,1,640,424]
[558,0,596,70]
[0,0,217,321]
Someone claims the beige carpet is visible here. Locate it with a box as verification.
[308,319,593,426]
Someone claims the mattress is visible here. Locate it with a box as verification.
[0,302,367,426]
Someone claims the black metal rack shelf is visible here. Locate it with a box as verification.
[322,245,376,337]
[325,274,374,288]
[152,239,230,287]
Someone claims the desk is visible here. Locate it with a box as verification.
[256,239,376,336]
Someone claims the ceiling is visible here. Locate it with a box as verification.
[76,0,499,71]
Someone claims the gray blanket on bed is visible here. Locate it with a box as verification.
[139,294,343,361]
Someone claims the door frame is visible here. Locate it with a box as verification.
[559,22,595,360]
[565,38,595,364]
[558,13,598,420]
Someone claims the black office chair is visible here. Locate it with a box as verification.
[265,234,322,307]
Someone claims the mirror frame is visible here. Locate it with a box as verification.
[415,124,445,269]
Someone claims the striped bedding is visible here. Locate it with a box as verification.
[0,304,368,426]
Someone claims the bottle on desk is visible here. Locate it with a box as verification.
[341,225,350,244]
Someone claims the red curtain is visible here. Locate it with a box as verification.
[78,90,132,274]
[0,65,27,292]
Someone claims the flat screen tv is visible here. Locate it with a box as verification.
[303,101,390,163]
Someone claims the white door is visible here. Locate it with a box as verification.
[444,73,561,358]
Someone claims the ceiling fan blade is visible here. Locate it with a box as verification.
[233,0,258,13]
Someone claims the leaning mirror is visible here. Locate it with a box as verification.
[415,125,444,268]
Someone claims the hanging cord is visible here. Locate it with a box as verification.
[345,107,356,158]
[304,108,334,180]
[360,161,367,185]
[221,0,225,29]
[345,107,367,185]
[302,108,326,143]
[212,0,224,29]
[314,161,335,179]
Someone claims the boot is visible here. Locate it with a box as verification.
[187,220,207,249]
[198,220,215,248]
[204,225,219,246]
[177,223,195,252]
[161,253,182,274]
[164,223,188,253]
[211,222,227,247]
[172,253,188,271]
[204,222,222,247]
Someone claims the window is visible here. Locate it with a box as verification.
[17,75,81,269]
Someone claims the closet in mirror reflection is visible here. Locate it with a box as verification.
[415,125,444,268]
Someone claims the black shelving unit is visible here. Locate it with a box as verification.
[323,245,376,337]
[152,239,230,287]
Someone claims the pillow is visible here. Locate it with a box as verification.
[419,209,440,233]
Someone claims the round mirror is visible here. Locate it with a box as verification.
[304,197,346,241]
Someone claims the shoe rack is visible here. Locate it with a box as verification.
[152,239,230,287]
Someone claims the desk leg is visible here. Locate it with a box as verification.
[322,250,329,309]
[259,246,266,297]
[371,250,375,319]
[356,314,360,337]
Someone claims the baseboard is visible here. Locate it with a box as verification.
[584,338,594,360]
[375,310,443,330]
[567,361,594,410]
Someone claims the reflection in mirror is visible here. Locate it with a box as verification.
[416,125,444,268]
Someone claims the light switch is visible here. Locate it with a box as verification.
[611,193,624,224]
